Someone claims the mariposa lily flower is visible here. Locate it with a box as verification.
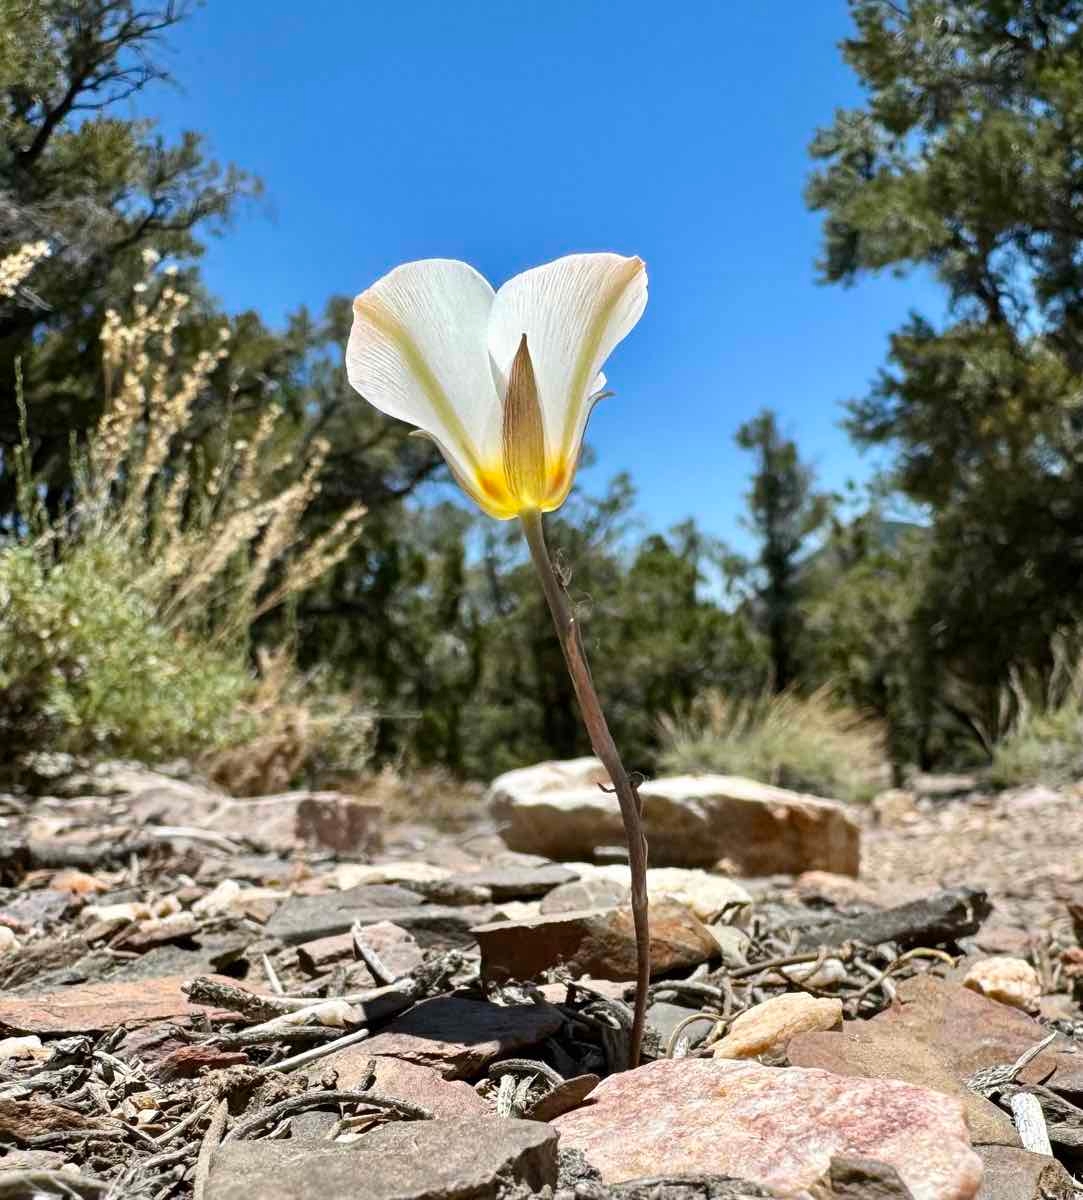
[345,253,647,518]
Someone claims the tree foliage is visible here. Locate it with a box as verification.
[808,0,1083,750]
[735,410,831,692]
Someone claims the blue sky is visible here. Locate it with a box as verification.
[140,0,941,550]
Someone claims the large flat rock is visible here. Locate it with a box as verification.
[789,975,1083,1141]
[488,761,859,875]
[361,996,565,1079]
[206,1117,557,1200]
[264,885,485,947]
[475,897,720,982]
[553,1058,981,1200]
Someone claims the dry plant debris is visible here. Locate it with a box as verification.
[0,762,1081,1199]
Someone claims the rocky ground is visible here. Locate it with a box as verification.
[0,757,1080,1200]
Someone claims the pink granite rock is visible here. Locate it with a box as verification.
[553,1058,982,1200]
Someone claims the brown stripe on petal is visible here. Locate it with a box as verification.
[502,334,547,508]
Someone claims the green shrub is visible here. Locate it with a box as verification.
[990,705,1083,788]
[0,537,254,759]
[658,686,887,802]
[0,253,367,778]
[990,638,1083,787]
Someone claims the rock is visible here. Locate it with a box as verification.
[570,865,753,923]
[787,975,1083,1142]
[0,890,71,932]
[475,898,720,982]
[293,792,383,854]
[976,1146,1076,1200]
[491,900,543,923]
[326,1052,488,1118]
[963,957,1041,1014]
[50,870,109,896]
[781,956,848,988]
[206,1117,558,1200]
[298,920,424,980]
[361,996,564,1079]
[192,880,282,921]
[0,1035,43,1060]
[797,887,991,951]
[152,1043,249,1081]
[123,771,382,854]
[909,773,980,799]
[788,1021,1016,1147]
[0,1097,111,1141]
[541,877,631,914]
[0,1149,70,1172]
[0,974,250,1035]
[453,863,578,900]
[488,756,610,799]
[0,927,19,954]
[871,789,918,826]
[407,878,494,906]
[330,861,451,889]
[527,1074,600,1122]
[796,871,883,909]
[712,993,843,1061]
[647,1002,714,1054]
[490,762,860,875]
[710,924,752,969]
[553,1058,981,1199]
[264,885,483,948]
[888,976,1083,1097]
[824,1155,915,1199]
[972,925,1032,958]
[113,912,199,952]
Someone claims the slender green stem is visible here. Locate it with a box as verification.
[520,507,649,1068]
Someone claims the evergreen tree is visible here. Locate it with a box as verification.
[1,1,258,508]
[736,410,830,692]
[808,0,1083,743]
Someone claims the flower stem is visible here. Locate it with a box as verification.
[520,507,649,1068]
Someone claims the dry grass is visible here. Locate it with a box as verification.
[658,685,888,802]
[991,632,1083,788]
[1,246,369,774]
[339,765,486,831]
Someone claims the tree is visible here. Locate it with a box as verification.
[1,0,259,509]
[808,0,1083,749]
[736,410,831,692]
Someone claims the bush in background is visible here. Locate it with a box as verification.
[990,635,1083,789]
[658,686,887,802]
[0,248,368,781]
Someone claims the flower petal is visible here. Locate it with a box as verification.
[487,253,648,489]
[346,259,501,481]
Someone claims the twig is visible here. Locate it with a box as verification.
[351,924,395,985]
[522,509,649,1068]
[665,1011,719,1058]
[730,950,841,979]
[968,1032,1058,1096]
[193,1099,229,1200]
[488,1058,565,1088]
[257,1025,371,1075]
[1010,1092,1054,1156]
[850,947,954,1001]
[262,954,285,996]
[222,1089,431,1143]
[151,1099,214,1147]
[147,826,243,854]
[134,1144,195,1175]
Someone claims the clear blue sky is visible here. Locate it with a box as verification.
[140,0,941,549]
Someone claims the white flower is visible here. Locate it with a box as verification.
[345,253,647,518]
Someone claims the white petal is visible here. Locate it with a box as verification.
[346,260,501,479]
[487,254,647,469]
